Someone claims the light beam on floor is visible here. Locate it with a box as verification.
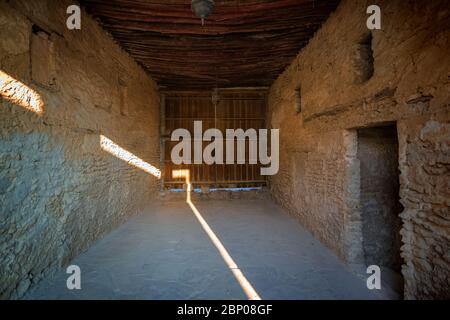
[0,70,44,115]
[172,169,261,300]
[100,135,161,178]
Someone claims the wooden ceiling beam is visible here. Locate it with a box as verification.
[79,0,340,89]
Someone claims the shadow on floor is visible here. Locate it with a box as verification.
[26,199,394,300]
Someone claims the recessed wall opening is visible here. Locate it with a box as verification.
[357,124,404,295]
[119,79,129,116]
[31,24,50,36]
[294,87,301,114]
[354,33,374,83]
[31,24,56,89]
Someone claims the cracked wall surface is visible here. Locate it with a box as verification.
[0,0,160,299]
[267,0,449,299]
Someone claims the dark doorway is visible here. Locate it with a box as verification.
[357,124,404,294]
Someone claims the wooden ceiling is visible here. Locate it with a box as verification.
[80,0,340,89]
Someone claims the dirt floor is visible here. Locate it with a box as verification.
[26,198,396,299]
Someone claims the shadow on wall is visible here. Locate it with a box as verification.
[0,69,161,179]
[0,69,162,299]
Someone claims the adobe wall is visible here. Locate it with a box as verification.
[267,0,449,299]
[0,0,160,298]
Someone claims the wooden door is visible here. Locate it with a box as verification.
[162,89,267,189]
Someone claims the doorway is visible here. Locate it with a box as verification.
[162,89,267,190]
[357,124,404,294]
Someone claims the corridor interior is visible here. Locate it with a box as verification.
[0,0,449,300]
[27,199,392,300]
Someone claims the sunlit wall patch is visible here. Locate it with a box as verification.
[100,135,161,179]
[0,70,44,115]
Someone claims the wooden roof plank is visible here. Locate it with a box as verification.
[80,0,340,89]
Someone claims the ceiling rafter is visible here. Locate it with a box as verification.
[80,0,340,89]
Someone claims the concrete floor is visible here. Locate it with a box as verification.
[27,198,390,299]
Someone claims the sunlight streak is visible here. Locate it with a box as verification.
[0,70,44,115]
[172,169,261,300]
[100,135,161,178]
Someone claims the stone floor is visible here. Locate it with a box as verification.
[26,198,394,300]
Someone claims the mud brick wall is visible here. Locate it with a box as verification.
[0,0,160,299]
[267,0,449,299]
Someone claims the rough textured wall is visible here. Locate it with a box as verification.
[0,0,160,299]
[267,0,449,299]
